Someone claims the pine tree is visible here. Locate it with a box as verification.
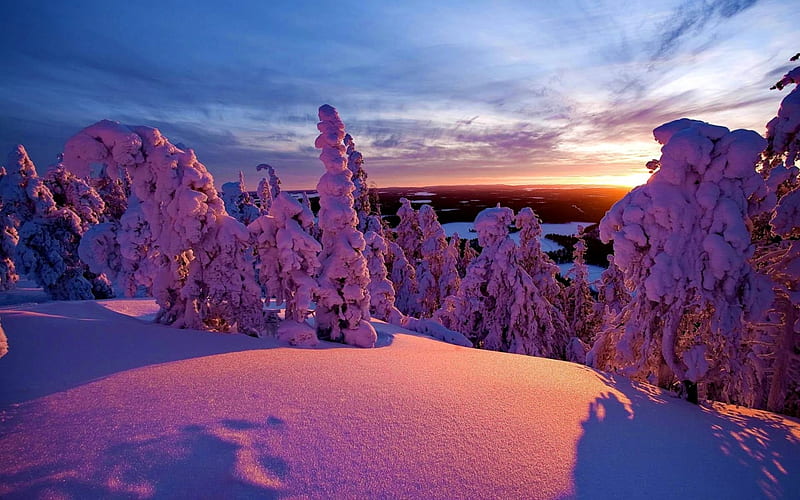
[221,171,259,225]
[272,193,322,345]
[364,230,405,324]
[589,119,770,404]
[385,239,420,317]
[344,133,371,232]
[562,229,600,359]
[255,163,281,215]
[515,207,563,300]
[63,121,264,334]
[416,205,456,316]
[0,167,19,291]
[748,59,800,415]
[313,105,376,347]
[7,146,106,300]
[438,206,566,357]
[395,197,423,264]
[592,255,630,335]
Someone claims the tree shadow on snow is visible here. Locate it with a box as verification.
[0,418,290,499]
[572,371,800,499]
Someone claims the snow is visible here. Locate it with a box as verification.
[409,199,432,204]
[412,191,437,196]
[1,299,799,498]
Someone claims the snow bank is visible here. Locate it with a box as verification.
[1,299,799,498]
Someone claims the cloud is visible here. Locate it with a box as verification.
[653,0,759,59]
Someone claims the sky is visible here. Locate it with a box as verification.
[0,0,798,190]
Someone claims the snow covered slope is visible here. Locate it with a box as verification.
[1,300,799,498]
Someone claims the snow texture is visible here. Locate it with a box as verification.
[313,105,376,348]
[2,299,798,498]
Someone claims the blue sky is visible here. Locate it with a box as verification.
[1,0,797,189]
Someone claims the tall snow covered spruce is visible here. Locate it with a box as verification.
[313,105,377,348]
[255,163,281,215]
[344,133,372,232]
[364,230,405,325]
[62,121,264,334]
[589,119,770,404]
[562,229,600,361]
[515,207,563,300]
[416,204,459,317]
[385,238,420,317]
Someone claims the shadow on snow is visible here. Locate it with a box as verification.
[0,418,290,499]
[573,371,800,499]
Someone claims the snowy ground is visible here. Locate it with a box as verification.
[1,299,799,498]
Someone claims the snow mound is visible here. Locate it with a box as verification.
[1,300,799,499]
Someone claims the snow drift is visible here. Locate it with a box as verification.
[1,299,798,499]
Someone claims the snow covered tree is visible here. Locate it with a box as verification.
[747,60,800,415]
[437,206,566,357]
[271,192,322,345]
[0,145,39,226]
[256,163,281,215]
[79,196,155,297]
[0,318,7,359]
[589,119,771,405]
[364,229,404,324]
[344,133,371,232]
[416,205,458,317]
[458,235,479,278]
[313,105,376,347]
[385,238,420,317]
[395,197,423,265]
[6,146,109,300]
[562,229,600,357]
[515,207,563,300]
[248,214,281,302]
[62,120,264,334]
[93,170,129,222]
[592,255,630,334]
[43,165,106,231]
[221,171,259,225]
[0,167,19,291]
[442,234,462,298]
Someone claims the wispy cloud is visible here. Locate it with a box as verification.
[0,0,796,188]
